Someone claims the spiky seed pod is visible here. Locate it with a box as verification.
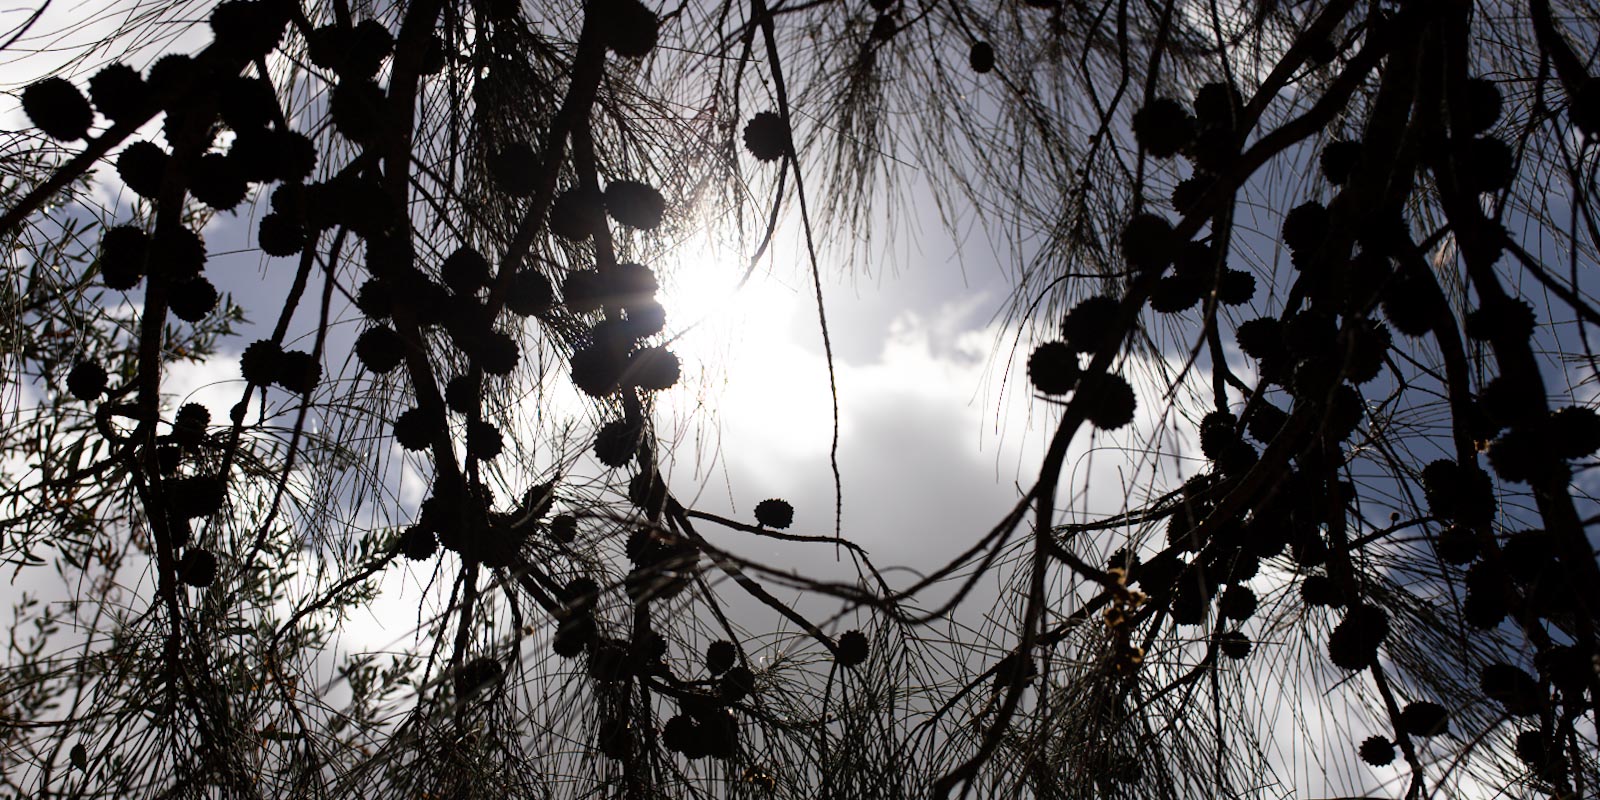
[755,498,793,529]
[1488,427,1560,484]
[188,153,247,211]
[117,142,168,198]
[178,548,217,587]
[1300,574,1344,607]
[151,225,207,282]
[1193,82,1241,131]
[562,270,605,314]
[1327,603,1389,670]
[549,514,579,544]
[1479,374,1543,429]
[330,79,385,145]
[444,374,480,415]
[66,361,108,401]
[257,214,305,257]
[604,181,667,230]
[88,63,151,124]
[23,77,93,141]
[1078,372,1137,430]
[1198,411,1238,460]
[1481,663,1544,717]
[1464,560,1511,628]
[399,526,437,560]
[869,13,896,41]
[570,343,625,397]
[172,403,209,446]
[1433,524,1479,565]
[1170,174,1212,213]
[442,246,491,295]
[1464,295,1536,343]
[1458,77,1502,135]
[1282,201,1330,259]
[1549,405,1600,459]
[1572,78,1600,138]
[743,111,790,162]
[1218,585,1257,621]
[1515,730,1548,768]
[169,475,225,520]
[835,630,869,667]
[354,326,404,374]
[274,350,320,394]
[1061,295,1120,354]
[467,420,503,461]
[549,188,604,240]
[218,76,277,133]
[1216,269,1255,305]
[489,143,537,197]
[1246,402,1289,443]
[306,25,349,71]
[228,127,277,181]
[1148,276,1201,313]
[705,640,736,675]
[1359,736,1395,766]
[239,340,283,385]
[392,408,436,451]
[269,130,317,183]
[1342,322,1390,385]
[1027,342,1079,394]
[507,269,555,317]
[1380,273,1437,337]
[169,277,219,322]
[1398,702,1449,737]
[1120,213,1177,272]
[1217,631,1251,659]
[1320,141,1362,185]
[1131,98,1194,158]
[720,665,755,702]
[99,225,149,290]
[553,612,596,657]
[477,332,520,376]
[344,19,394,79]
[354,278,398,321]
[594,421,639,468]
[968,41,994,73]
[143,53,195,105]
[604,0,658,57]
[210,0,288,58]
[1460,136,1513,193]
[1234,317,1286,361]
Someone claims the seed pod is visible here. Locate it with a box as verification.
[99,226,149,290]
[1398,701,1449,737]
[1077,372,1137,430]
[968,41,994,73]
[89,63,152,124]
[189,153,247,211]
[604,0,658,57]
[169,277,219,322]
[1061,296,1120,354]
[117,141,168,199]
[355,326,404,373]
[67,361,109,401]
[490,143,537,197]
[23,77,93,141]
[1359,736,1395,766]
[754,498,793,529]
[604,180,666,230]
[178,548,217,587]
[1120,213,1177,272]
[1327,603,1388,670]
[835,630,869,667]
[1131,98,1194,158]
[627,346,681,391]
[742,111,790,162]
[1028,341,1079,395]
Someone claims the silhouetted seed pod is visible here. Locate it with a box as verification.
[1459,136,1514,193]
[1433,524,1479,565]
[1305,36,1337,65]
[754,498,793,529]
[604,0,658,57]
[562,270,605,313]
[1217,630,1251,659]
[1327,603,1388,670]
[392,408,437,451]
[1246,402,1288,444]
[168,475,225,520]
[1120,213,1177,272]
[117,141,168,198]
[275,350,320,394]
[1549,406,1600,459]
[344,20,394,80]
[1282,201,1330,260]
[23,77,93,141]
[172,403,209,446]
[1515,730,1549,769]
[505,269,554,317]
[218,76,277,133]
[307,25,350,71]
[594,420,639,468]
[1171,174,1212,213]
[1464,295,1536,343]
[1027,341,1079,394]
[1571,79,1600,138]
[1342,322,1390,385]
[230,130,280,183]
[1380,273,1436,337]
[742,111,790,162]
[628,470,668,517]
[210,0,288,59]
[1218,585,1257,621]
[968,41,994,73]
[719,665,755,703]
[144,54,195,104]
[1061,295,1120,354]
[835,630,869,667]
[1398,702,1449,737]
[662,714,698,755]
[66,361,108,401]
[490,143,537,197]
[705,640,736,675]
[1300,574,1344,607]
[1457,78,1502,135]
[869,13,896,41]
[351,280,398,323]
[443,374,479,415]
[1234,317,1286,361]
[1479,374,1543,429]
[1169,571,1210,626]
[549,188,604,240]
[330,79,385,145]
[1463,560,1511,628]
[1216,269,1255,305]
[354,326,403,373]
[178,548,217,587]
[626,346,680,390]
[570,343,624,397]
[1131,98,1194,158]
[604,181,666,230]
[467,420,503,461]
[189,153,247,210]
[442,246,491,295]
[547,514,579,545]
[264,130,317,184]
[1487,427,1559,484]
[1193,82,1242,131]
[157,445,184,476]
[257,213,304,257]
[1319,140,1362,185]
[1078,372,1137,430]
[1359,736,1395,766]
[1481,663,1543,716]
[1198,411,1238,461]
[1148,276,1201,313]
[239,339,283,385]
[399,525,437,560]
[553,612,596,657]
[151,227,206,283]
[98,226,149,290]
[477,331,520,376]
[623,299,666,338]
[169,277,219,322]
[88,63,151,124]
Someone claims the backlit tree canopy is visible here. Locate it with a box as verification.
[2,0,1599,797]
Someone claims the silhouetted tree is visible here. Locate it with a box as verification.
[2,0,1598,797]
